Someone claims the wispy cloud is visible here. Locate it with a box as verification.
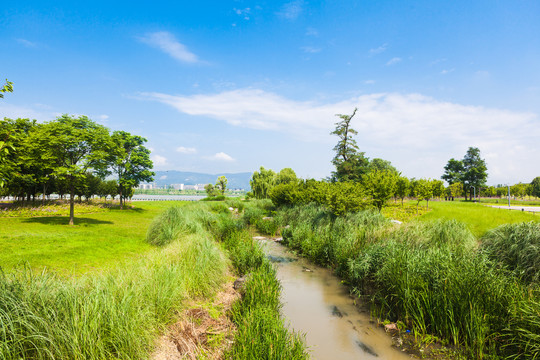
[151,154,168,166]
[176,146,197,154]
[441,68,455,75]
[369,43,387,56]
[234,7,251,20]
[386,57,402,66]
[138,31,198,63]
[206,152,235,162]
[301,46,321,53]
[16,38,38,48]
[364,80,376,85]
[140,88,539,183]
[306,27,318,36]
[278,1,303,20]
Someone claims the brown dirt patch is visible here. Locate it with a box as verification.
[151,281,240,360]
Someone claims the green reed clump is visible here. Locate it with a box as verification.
[0,230,228,360]
[223,230,265,275]
[481,222,540,285]
[225,263,308,360]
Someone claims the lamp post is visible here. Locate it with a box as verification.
[471,186,476,202]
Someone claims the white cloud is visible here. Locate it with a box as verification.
[441,68,455,75]
[16,38,38,48]
[386,57,402,66]
[301,46,321,53]
[138,31,198,63]
[176,146,197,154]
[364,80,376,85]
[140,88,540,184]
[159,175,167,180]
[306,27,318,36]
[278,1,303,20]
[234,7,251,20]
[207,152,235,162]
[151,155,168,166]
[0,103,55,122]
[369,43,387,56]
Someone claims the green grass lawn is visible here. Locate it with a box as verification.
[0,201,187,275]
[415,200,539,237]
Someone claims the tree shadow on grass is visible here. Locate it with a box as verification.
[22,216,114,226]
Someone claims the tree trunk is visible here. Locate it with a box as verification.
[69,181,75,225]
[119,184,124,209]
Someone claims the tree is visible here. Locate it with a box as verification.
[431,179,445,199]
[250,167,276,199]
[531,177,540,198]
[215,176,228,196]
[363,170,397,212]
[447,182,464,200]
[441,158,464,185]
[331,108,369,182]
[395,176,410,206]
[462,147,488,200]
[415,178,433,210]
[276,168,298,185]
[369,158,398,174]
[34,115,112,225]
[0,79,13,99]
[204,183,217,197]
[109,131,154,208]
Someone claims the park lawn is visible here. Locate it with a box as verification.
[414,200,539,237]
[0,201,187,275]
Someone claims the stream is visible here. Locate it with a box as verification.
[259,238,411,360]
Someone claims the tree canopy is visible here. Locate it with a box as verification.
[441,147,487,200]
[330,108,369,182]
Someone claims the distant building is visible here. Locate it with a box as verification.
[139,183,153,190]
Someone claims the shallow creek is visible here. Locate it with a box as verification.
[259,238,411,360]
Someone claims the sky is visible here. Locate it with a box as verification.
[1,0,539,185]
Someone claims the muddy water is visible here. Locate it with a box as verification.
[260,239,411,360]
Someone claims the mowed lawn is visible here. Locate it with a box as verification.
[0,201,185,275]
[416,200,539,237]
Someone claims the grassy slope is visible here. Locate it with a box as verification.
[0,201,187,274]
[415,200,539,237]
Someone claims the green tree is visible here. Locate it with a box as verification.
[415,178,434,210]
[441,158,464,185]
[35,115,113,225]
[276,168,298,185]
[447,182,464,200]
[431,179,445,199]
[216,175,228,195]
[110,131,154,208]
[395,176,410,206]
[530,177,540,198]
[0,79,13,99]
[205,183,217,197]
[369,158,398,174]
[250,167,276,199]
[330,108,369,182]
[325,182,367,216]
[363,170,397,212]
[462,147,488,200]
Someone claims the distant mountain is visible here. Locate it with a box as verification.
[152,171,252,190]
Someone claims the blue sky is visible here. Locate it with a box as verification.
[2,0,539,185]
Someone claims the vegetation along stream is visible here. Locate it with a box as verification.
[260,237,411,360]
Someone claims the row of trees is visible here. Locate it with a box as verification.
[0,115,154,224]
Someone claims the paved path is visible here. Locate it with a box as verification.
[489,205,540,213]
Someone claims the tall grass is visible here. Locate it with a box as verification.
[0,230,227,359]
[481,222,540,284]
[271,202,540,359]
